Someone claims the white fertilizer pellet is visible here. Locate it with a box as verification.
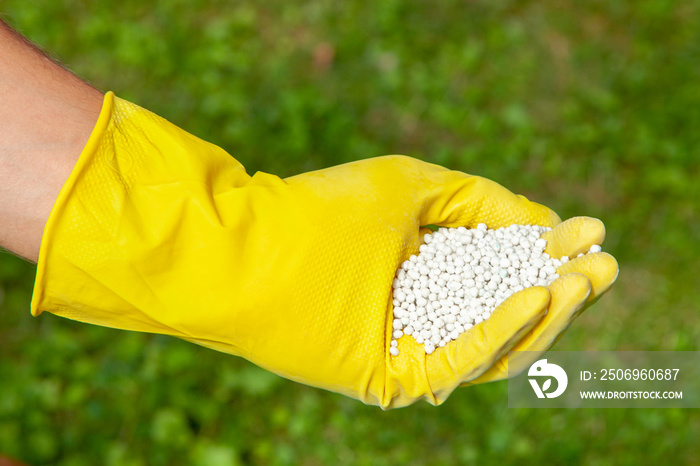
[390,224,593,356]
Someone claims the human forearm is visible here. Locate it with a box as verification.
[0,19,103,262]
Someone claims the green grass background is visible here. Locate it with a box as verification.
[1,1,699,464]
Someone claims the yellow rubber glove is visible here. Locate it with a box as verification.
[32,92,617,408]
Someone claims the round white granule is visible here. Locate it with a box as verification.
[390,223,600,356]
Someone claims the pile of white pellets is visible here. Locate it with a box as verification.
[390,223,600,356]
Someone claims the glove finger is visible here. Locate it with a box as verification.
[420,171,561,229]
[556,252,619,302]
[427,286,549,399]
[542,216,606,260]
[468,273,591,384]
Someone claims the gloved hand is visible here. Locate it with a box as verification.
[31,92,618,408]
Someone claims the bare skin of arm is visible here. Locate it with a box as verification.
[0,19,103,262]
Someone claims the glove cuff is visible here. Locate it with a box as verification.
[31,91,115,317]
[30,92,248,334]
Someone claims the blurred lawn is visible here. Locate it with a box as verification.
[1,0,699,464]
